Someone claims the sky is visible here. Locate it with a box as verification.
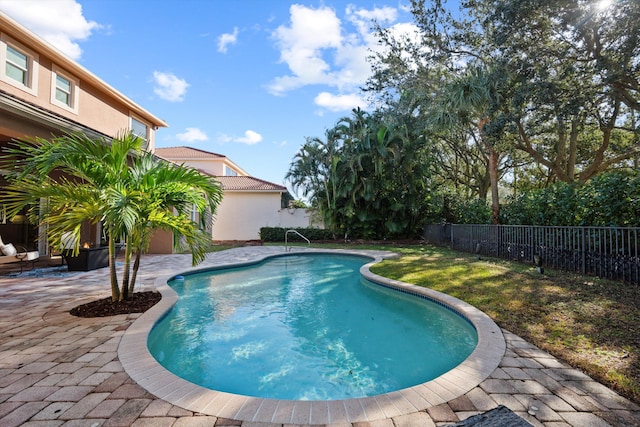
[0,0,421,195]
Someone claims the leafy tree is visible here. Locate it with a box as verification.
[501,170,640,226]
[1,132,222,301]
[429,65,511,223]
[485,0,640,183]
[367,1,516,223]
[286,128,342,234]
[366,0,640,208]
[336,111,434,238]
[287,108,435,239]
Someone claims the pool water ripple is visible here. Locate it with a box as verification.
[148,253,478,400]
[119,247,506,424]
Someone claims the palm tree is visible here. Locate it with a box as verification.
[429,66,506,224]
[1,132,223,301]
[122,151,221,298]
[286,128,342,234]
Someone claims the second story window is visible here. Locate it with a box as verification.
[0,35,38,95]
[131,117,149,148]
[6,45,28,85]
[224,165,238,176]
[50,66,78,113]
[55,74,72,106]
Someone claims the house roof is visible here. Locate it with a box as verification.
[155,146,226,159]
[155,146,249,176]
[154,146,286,192]
[0,12,168,129]
[212,175,287,192]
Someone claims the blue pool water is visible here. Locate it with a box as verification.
[148,254,478,400]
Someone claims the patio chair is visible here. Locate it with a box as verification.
[0,236,39,272]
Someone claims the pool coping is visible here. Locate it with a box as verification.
[119,248,506,425]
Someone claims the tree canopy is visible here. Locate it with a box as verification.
[287,0,639,233]
[287,108,436,239]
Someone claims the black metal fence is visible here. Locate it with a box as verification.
[424,224,640,285]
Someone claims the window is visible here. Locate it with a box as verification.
[6,45,28,85]
[131,117,150,149]
[224,165,238,176]
[50,66,78,113]
[0,35,38,95]
[55,74,71,105]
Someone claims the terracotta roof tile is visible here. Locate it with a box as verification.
[155,146,225,159]
[155,147,285,192]
[214,176,286,192]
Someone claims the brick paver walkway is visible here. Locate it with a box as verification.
[0,247,639,426]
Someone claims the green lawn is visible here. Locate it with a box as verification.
[275,242,640,403]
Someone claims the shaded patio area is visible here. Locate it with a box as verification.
[0,247,638,426]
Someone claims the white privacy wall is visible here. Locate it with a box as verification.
[212,192,316,240]
[276,208,314,229]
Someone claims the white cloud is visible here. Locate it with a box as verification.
[176,128,208,142]
[267,3,406,102]
[235,130,263,145]
[267,4,343,95]
[382,22,426,71]
[385,22,422,44]
[0,0,100,60]
[217,27,239,53]
[152,71,189,102]
[217,130,263,145]
[314,92,368,112]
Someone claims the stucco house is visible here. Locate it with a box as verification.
[155,146,313,241]
[0,12,169,255]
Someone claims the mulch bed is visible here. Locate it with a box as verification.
[70,291,161,317]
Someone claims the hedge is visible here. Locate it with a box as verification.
[259,227,334,242]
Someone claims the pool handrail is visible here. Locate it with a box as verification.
[285,229,310,251]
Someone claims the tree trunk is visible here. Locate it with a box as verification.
[119,240,132,301]
[477,171,491,200]
[128,251,141,296]
[488,146,501,224]
[478,118,501,224]
[108,231,119,302]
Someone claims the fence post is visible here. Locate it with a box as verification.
[450,224,454,248]
[581,227,586,275]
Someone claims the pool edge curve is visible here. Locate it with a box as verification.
[118,248,506,424]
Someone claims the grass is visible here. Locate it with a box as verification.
[278,241,640,403]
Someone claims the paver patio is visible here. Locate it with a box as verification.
[0,246,638,426]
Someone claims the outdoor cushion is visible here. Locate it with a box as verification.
[1,243,17,256]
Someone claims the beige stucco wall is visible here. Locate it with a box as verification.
[0,31,157,144]
[212,193,316,241]
[147,229,175,254]
[212,192,283,240]
[173,159,225,176]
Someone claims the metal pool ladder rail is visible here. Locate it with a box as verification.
[285,229,310,251]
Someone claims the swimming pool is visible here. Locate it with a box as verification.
[147,254,478,400]
[119,247,506,424]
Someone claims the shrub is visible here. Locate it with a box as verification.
[501,170,640,226]
[259,227,335,242]
[427,192,492,224]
